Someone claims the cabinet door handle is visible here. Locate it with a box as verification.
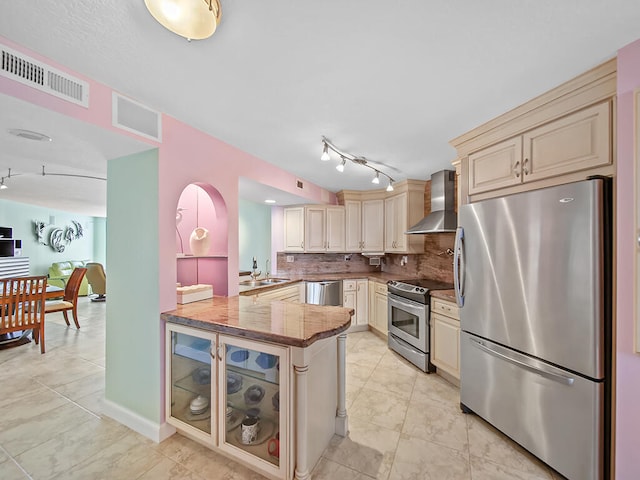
[301,242,304,249]
[523,158,529,175]
[513,160,521,178]
[217,345,222,361]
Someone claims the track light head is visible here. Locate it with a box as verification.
[320,142,331,161]
[372,171,380,184]
[336,157,346,172]
[386,180,394,192]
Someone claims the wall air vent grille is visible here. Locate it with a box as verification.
[0,43,89,107]
[112,92,162,142]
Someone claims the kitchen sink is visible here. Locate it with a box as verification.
[239,278,290,287]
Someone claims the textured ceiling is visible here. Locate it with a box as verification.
[1,1,640,215]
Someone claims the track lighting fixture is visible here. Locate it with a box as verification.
[321,142,331,161]
[320,136,396,187]
[0,166,106,189]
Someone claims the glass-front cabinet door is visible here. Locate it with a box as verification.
[218,334,289,479]
[165,323,217,445]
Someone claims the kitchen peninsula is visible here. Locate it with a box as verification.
[161,295,353,480]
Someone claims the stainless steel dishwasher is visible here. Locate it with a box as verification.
[305,280,343,306]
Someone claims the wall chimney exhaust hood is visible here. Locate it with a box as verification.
[405,170,457,234]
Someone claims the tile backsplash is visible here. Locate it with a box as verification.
[276,232,455,284]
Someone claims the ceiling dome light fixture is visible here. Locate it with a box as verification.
[144,0,222,41]
[320,136,396,188]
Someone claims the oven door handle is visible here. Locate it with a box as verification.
[388,294,426,316]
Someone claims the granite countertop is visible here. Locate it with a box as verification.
[238,272,404,295]
[162,295,353,348]
[430,289,456,303]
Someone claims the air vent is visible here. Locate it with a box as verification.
[0,43,89,107]
[112,92,162,142]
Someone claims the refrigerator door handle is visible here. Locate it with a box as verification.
[469,337,575,386]
[454,226,465,307]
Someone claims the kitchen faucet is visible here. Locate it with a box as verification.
[250,257,261,280]
[265,259,271,280]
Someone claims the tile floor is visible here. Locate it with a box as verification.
[0,298,565,479]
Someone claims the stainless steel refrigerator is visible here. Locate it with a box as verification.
[454,178,611,480]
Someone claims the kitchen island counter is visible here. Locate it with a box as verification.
[162,295,353,348]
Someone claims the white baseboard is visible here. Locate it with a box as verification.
[103,398,176,443]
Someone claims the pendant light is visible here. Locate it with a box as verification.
[145,0,222,40]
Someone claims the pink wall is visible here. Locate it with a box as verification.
[0,36,336,312]
[616,37,640,480]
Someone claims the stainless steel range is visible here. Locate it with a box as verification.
[387,278,453,372]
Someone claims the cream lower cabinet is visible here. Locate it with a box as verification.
[368,280,388,336]
[429,297,460,380]
[468,101,612,197]
[166,324,289,479]
[343,279,368,331]
[251,283,304,303]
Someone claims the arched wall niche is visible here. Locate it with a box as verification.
[175,182,229,296]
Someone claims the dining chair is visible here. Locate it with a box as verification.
[0,276,48,354]
[44,267,87,329]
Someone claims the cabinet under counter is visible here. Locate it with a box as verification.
[161,296,353,480]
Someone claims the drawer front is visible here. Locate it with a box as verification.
[343,280,357,291]
[432,298,459,320]
[374,282,387,295]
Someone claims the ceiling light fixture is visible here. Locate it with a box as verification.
[0,166,106,186]
[264,199,276,204]
[144,0,222,41]
[320,136,396,188]
[320,142,331,161]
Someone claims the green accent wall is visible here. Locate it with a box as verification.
[105,149,161,423]
[239,198,272,273]
[0,199,101,275]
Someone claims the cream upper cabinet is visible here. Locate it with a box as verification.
[344,201,363,251]
[304,206,345,253]
[361,199,384,252]
[383,181,426,253]
[522,102,611,182]
[343,198,384,252]
[283,207,305,252]
[430,297,460,380]
[467,101,612,197]
[468,137,523,195]
[284,205,345,253]
[452,59,616,205]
